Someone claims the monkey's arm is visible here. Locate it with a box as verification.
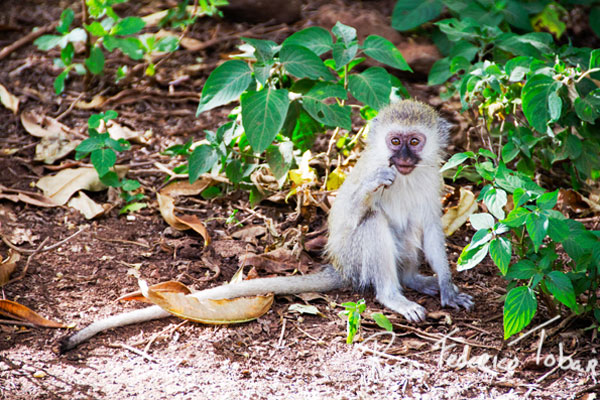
[60,266,345,352]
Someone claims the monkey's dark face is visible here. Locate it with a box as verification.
[386,132,427,175]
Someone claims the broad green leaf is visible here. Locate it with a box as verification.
[34,35,63,51]
[189,145,218,183]
[57,8,75,34]
[547,90,562,122]
[196,60,253,114]
[536,190,558,210]
[75,136,104,155]
[347,67,391,111]
[266,142,294,186]
[505,56,534,82]
[302,83,351,129]
[489,237,512,275]
[502,207,529,227]
[113,17,145,36]
[85,46,105,75]
[545,271,577,311]
[505,260,537,280]
[440,152,474,172]
[332,22,356,45]
[104,36,144,60]
[241,88,290,153]
[457,242,490,271]
[282,27,333,56]
[372,313,393,332]
[61,43,74,66]
[470,213,495,230]
[54,70,68,95]
[589,48,600,70]
[428,57,452,85]
[503,286,537,339]
[241,37,278,63]
[99,171,120,187]
[496,32,554,59]
[501,141,520,163]
[85,21,108,37]
[392,0,443,31]
[122,179,140,191]
[522,74,563,133]
[470,228,493,249]
[91,148,116,177]
[547,217,570,243]
[281,101,321,152]
[362,35,411,71]
[481,186,507,220]
[157,36,179,52]
[502,0,532,30]
[525,213,549,252]
[332,41,358,69]
[280,44,333,80]
[574,89,600,123]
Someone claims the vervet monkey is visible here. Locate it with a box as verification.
[60,100,473,352]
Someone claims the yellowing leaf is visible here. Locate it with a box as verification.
[0,249,20,286]
[289,150,317,186]
[442,188,478,236]
[326,167,346,190]
[0,83,19,114]
[117,280,192,303]
[139,280,273,324]
[0,299,65,328]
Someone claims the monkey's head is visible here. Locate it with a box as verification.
[369,100,449,175]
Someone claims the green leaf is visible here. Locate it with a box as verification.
[85,46,105,75]
[332,22,356,45]
[119,202,147,214]
[347,67,391,111]
[332,41,358,69]
[61,43,74,66]
[362,35,411,71]
[496,32,554,59]
[54,70,68,95]
[391,0,443,31]
[266,142,294,186]
[302,83,351,130]
[113,17,145,36]
[522,74,562,133]
[104,36,144,60]
[470,213,495,230]
[85,21,108,37]
[574,89,600,123]
[440,151,474,172]
[502,0,532,30]
[502,207,529,228]
[503,286,537,339]
[241,37,278,63]
[75,136,104,155]
[481,186,507,220]
[372,313,393,332]
[121,179,140,191]
[189,145,218,183]
[457,241,490,271]
[428,57,452,85]
[489,237,512,275]
[525,212,548,252]
[196,60,253,114]
[156,36,179,52]
[280,44,333,80]
[536,190,558,210]
[57,8,75,34]
[505,260,537,280]
[589,49,600,70]
[34,34,63,51]
[282,27,332,56]
[505,56,534,82]
[545,271,577,311]
[547,217,570,243]
[91,148,116,177]
[99,171,120,187]
[241,88,290,153]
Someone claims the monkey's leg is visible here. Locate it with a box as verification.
[363,218,427,322]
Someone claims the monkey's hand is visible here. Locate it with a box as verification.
[440,283,474,311]
[368,166,397,192]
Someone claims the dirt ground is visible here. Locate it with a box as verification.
[1,1,599,399]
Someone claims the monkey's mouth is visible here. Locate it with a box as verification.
[394,163,416,175]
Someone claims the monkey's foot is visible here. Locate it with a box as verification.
[378,294,427,323]
[404,275,439,296]
[440,286,474,311]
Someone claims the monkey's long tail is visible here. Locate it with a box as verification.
[60,266,345,353]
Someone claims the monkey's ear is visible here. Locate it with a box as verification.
[437,117,452,146]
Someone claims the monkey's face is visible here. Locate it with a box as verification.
[386,132,427,175]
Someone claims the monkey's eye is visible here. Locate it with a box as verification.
[390,137,401,146]
[409,138,420,146]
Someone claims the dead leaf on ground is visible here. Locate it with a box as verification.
[67,191,107,219]
[75,95,107,109]
[138,279,274,324]
[231,225,267,241]
[36,167,127,205]
[0,184,56,207]
[239,247,313,274]
[157,179,212,246]
[117,280,192,303]
[154,29,205,51]
[107,120,149,144]
[558,188,600,214]
[288,303,322,316]
[0,299,65,328]
[142,6,207,27]
[20,111,81,164]
[442,187,478,236]
[0,250,21,286]
[0,83,19,114]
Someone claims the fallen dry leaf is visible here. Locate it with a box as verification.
[442,187,478,236]
[0,83,19,114]
[142,6,207,27]
[0,299,65,328]
[0,184,56,207]
[139,279,274,324]
[157,180,212,246]
[154,29,205,51]
[20,111,81,164]
[0,249,21,286]
[239,247,313,274]
[118,280,192,303]
[107,120,149,144]
[67,191,107,219]
[558,188,600,214]
[36,167,127,205]
[75,95,107,109]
